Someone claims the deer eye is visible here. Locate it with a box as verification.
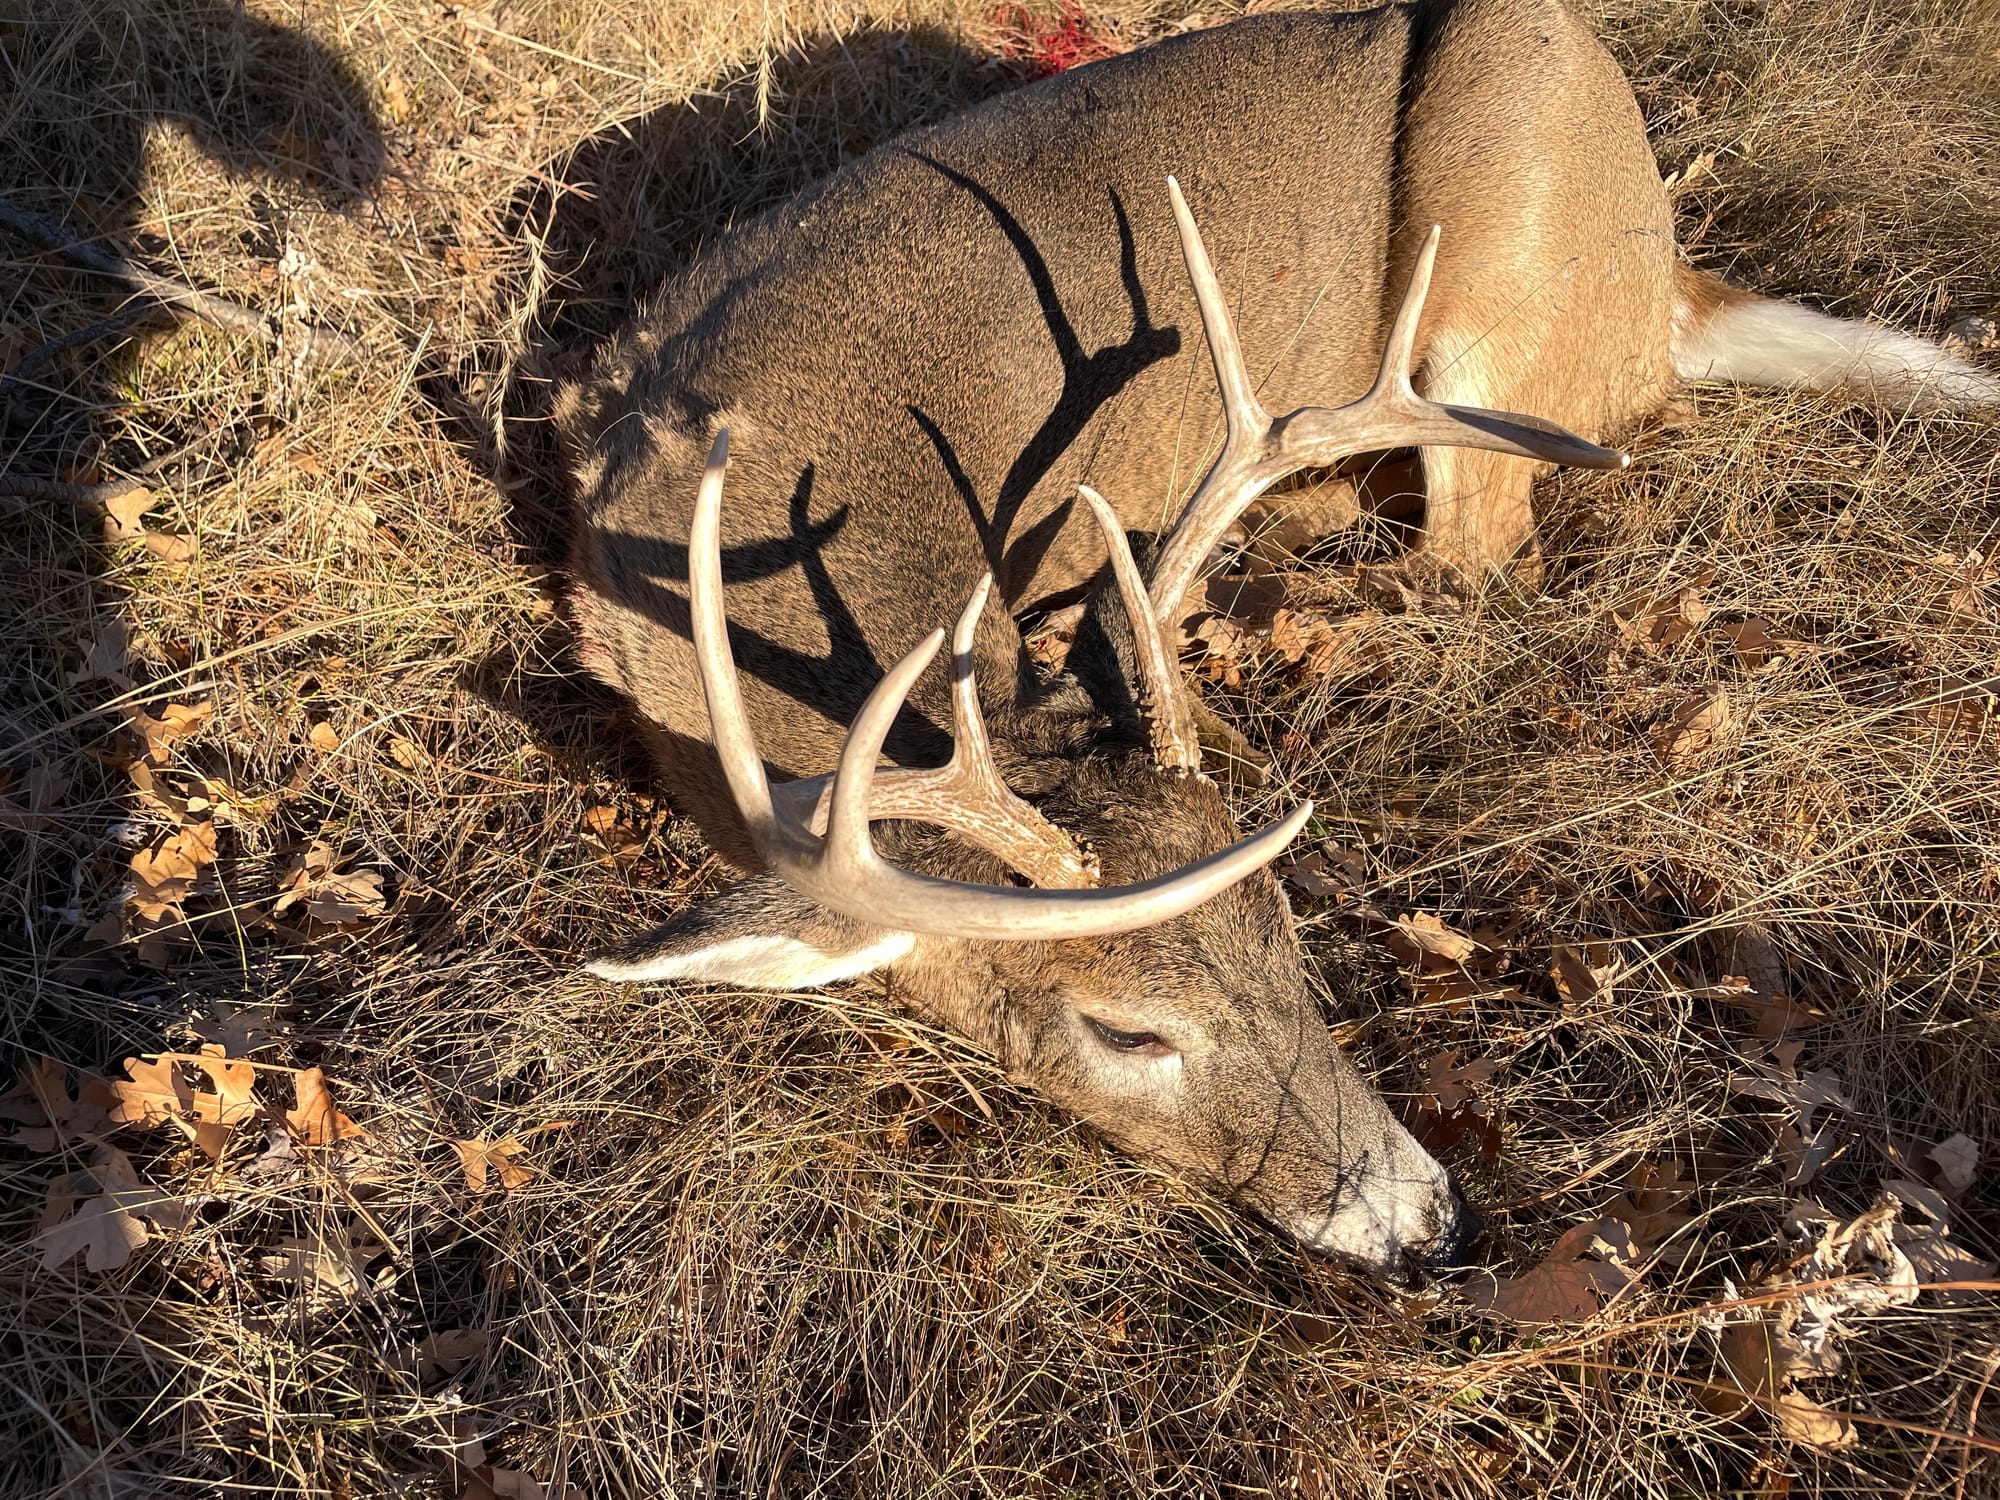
[1085,1016,1168,1054]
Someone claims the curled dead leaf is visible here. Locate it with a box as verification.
[457,1135,535,1193]
[1388,911,1479,968]
[1657,687,1738,766]
[288,1068,367,1146]
[127,702,212,765]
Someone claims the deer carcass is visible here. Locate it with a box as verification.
[555,1,1995,1279]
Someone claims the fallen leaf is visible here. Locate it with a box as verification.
[1607,577,1712,657]
[273,843,388,925]
[1603,1160,1696,1257]
[127,702,212,765]
[581,804,644,863]
[1658,687,1738,766]
[35,1145,178,1273]
[143,530,196,562]
[1279,847,1367,901]
[1425,1049,1497,1113]
[192,1001,273,1056]
[1731,1056,1853,1136]
[98,484,154,536]
[189,1045,262,1127]
[69,620,131,687]
[288,1068,367,1146]
[1892,1221,1997,1306]
[416,1328,490,1379]
[108,1055,193,1129]
[1468,1220,1633,1326]
[263,1228,387,1299]
[388,736,427,770]
[1388,911,1479,968]
[308,721,341,752]
[1926,1133,1978,1195]
[1777,1119,1846,1187]
[0,762,71,832]
[0,1057,113,1151]
[456,1136,535,1193]
[128,822,218,921]
[1711,1321,1857,1449]
[1552,942,1616,1011]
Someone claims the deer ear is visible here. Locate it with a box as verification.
[584,875,915,988]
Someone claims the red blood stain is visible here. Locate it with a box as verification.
[988,3,1119,77]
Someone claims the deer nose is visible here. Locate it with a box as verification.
[1416,1182,1482,1273]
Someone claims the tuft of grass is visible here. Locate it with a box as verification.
[2,1,1996,1496]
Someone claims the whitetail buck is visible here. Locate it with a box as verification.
[556,1,1997,1279]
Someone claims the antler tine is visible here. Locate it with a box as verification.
[773,574,1096,888]
[690,429,804,863]
[1146,190,1629,630]
[1079,485,1202,772]
[691,428,1314,941]
[1167,175,1269,449]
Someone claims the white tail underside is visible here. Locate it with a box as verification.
[1673,294,2000,410]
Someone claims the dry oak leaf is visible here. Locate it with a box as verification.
[263,1227,388,1299]
[109,1055,193,1129]
[35,1145,182,1273]
[1389,911,1480,968]
[1425,1049,1497,1113]
[1469,1219,1634,1326]
[0,761,71,832]
[273,843,388,924]
[1608,577,1712,656]
[1657,687,1738,766]
[189,1045,262,1127]
[128,821,218,921]
[1,1056,113,1151]
[100,485,156,541]
[1926,1133,1978,1196]
[457,1135,535,1193]
[288,1067,367,1146]
[127,701,212,765]
[1603,1159,1696,1258]
[1551,942,1616,1011]
[416,1328,490,1380]
[1710,1319,1858,1450]
[1731,1055,1853,1135]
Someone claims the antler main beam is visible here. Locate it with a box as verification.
[689,429,1312,942]
[1145,177,1629,629]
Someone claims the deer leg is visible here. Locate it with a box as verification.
[1414,442,1543,581]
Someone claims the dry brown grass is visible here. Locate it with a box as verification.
[2,1,1997,1496]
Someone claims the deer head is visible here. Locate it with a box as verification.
[585,181,1623,1280]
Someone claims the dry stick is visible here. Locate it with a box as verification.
[0,197,356,365]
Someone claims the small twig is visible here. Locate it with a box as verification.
[0,304,166,396]
[0,196,356,365]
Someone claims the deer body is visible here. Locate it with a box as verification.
[557,1,1996,1278]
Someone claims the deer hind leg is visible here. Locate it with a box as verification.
[1411,325,1548,579]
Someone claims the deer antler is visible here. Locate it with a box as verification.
[1144,177,1629,630]
[690,429,1313,941]
[772,572,1095,889]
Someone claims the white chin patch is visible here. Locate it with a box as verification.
[587,931,915,988]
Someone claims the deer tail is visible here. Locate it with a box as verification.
[1671,265,2000,411]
